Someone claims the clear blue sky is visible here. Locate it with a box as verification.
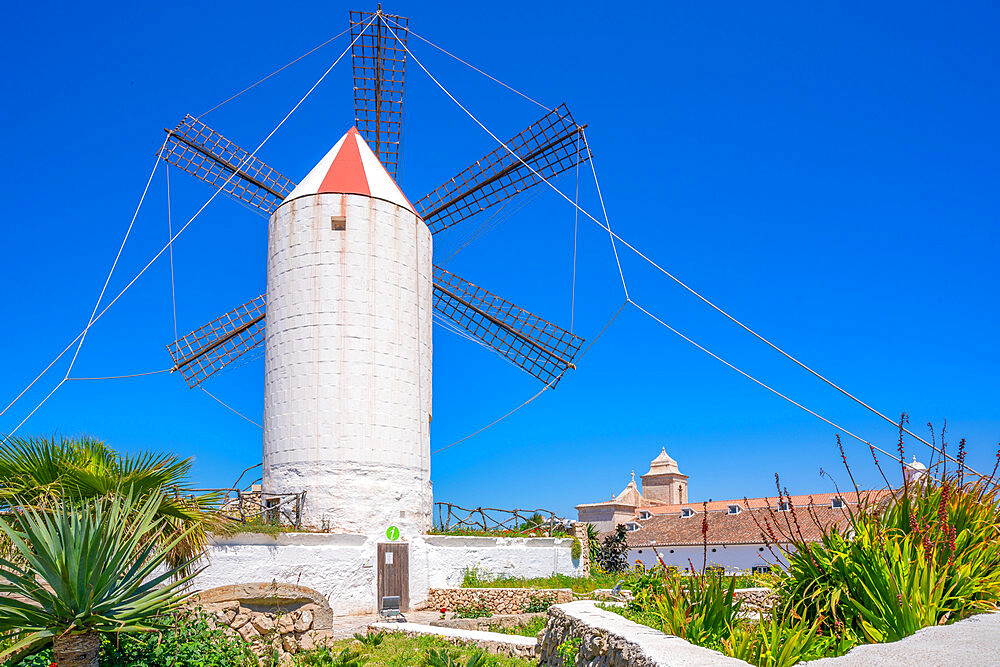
[1,1,997,518]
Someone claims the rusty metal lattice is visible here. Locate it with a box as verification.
[415,104,590,234]
[160,115,295,217]
[432,266,583,386]
[168,295,267,388]
[350,10,408,181]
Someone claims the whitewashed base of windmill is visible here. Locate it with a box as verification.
[188,533,580,616]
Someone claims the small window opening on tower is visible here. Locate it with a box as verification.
[331,215,347,231]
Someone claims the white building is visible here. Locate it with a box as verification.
[577,448,893,572]
[263,127,433,537]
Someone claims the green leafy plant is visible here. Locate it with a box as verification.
[0,436,219,575]
[490,616,547,637]
[298,645,369,666]
[0,490,195,666]
[423,647,490,667]
[585,523,600,563]
[452,604,492,619]
[651,570,742,648]
[723,614,840,667]
[555,637,581,666]
[570,536,582,560]
[777,471,1000,644]
[10,611,259,667]
[353,630,386,648]
[595,525,629,573]
[522,598,552,614]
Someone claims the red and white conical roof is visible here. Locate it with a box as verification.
[284,127,415,214]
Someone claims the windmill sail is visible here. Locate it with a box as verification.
[160,115,295,217]
[350,9,408,181]
[168,295,266,388]
[414,105,591,235]
[433,266,584,386]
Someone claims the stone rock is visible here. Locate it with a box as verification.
[278,653,294,667]
[295,609,314,632]
[231,610,251,630]
[277,614,295,634]
[296,631,317,652]
[222,601,240,622]
[282,634,298,652]
[237,622,260,641]
[252,612,276,634]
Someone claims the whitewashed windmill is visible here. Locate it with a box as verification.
[161,8,590,534]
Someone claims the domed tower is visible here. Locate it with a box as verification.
[640,447,688,504]
[263,127,433,536]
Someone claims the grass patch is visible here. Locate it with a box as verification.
[215,516,308,536]
[461,567,619,593]
[295,633,534,666]
[460,566,779,595]
[488,617,547,637]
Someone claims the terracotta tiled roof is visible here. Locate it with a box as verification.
[641,490,887,516]
[625,490,890,548]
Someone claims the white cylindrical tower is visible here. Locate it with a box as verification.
[263,127,432,536]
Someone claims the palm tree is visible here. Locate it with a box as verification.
[0,491,194,666]
[0,435,219,574]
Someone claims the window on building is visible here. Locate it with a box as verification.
[777,501,789,512]
[751,565,772,574]
[681,508,694,518]
[831,497,844,509]
[624,522,640,532]
[727,504,741,515]
[638,510,652,519]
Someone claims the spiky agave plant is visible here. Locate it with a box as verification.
[0,435,220,575]
[0,490,195,666]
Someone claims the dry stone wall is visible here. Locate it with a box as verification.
[192,600,333,665]
[733,587,777,615]
[427,587,573,615]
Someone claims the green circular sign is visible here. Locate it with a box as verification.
[386,526,400,541]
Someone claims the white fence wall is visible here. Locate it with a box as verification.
[191,533,580,616]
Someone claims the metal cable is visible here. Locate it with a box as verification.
[3,17,376,436]
[198,29,351,118]
[386,16,978,477]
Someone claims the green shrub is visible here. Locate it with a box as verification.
[12,611,258,667]
[555,637,581,666]
[0,491,196,662]
[595,525,629,573]
[651,571,741,648]
[571,537,582,560]
[522,598,552,613]
[778,473,1000,644]
[453,604,492,619]
[724,614,846,667]
[423,647,490,667]
[490,616,547,637]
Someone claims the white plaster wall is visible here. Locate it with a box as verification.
[628,544,790,572]
[418,536,582,588]
[264,193,433,535]
[191,534,579,616]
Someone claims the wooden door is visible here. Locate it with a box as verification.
[377,542,409,611]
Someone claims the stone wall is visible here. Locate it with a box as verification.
[192,600,333,665]
[733,587,777,615]
[538,601,748,666]
[428,588,574,615]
